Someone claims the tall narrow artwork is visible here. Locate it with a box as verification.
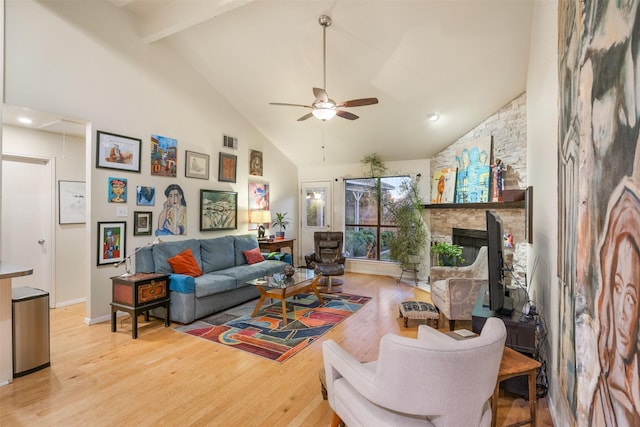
[430,167,456,203]
[560,1,640,425]
[454,137,491,203]
[151,134,177,177]
[155,184,187,236]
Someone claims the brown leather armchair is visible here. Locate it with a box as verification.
[305,232,346,292]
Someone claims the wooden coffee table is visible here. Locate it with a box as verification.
[248,269,324,325]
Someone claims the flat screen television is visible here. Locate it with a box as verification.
[486,210,505,311]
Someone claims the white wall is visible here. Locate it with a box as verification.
[3,0,297,323]
[299,159,431,278]
[526,1,560,424]
[2,125,87,307]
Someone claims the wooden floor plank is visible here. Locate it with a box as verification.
[0,272,552,426]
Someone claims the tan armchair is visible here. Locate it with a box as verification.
[322,317,507,427]
[430,246,488,330]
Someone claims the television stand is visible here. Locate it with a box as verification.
[472,284,538,398]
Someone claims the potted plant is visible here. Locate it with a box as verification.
[387,177,429,272]
[430,241,465,266]
[271,212,291,240]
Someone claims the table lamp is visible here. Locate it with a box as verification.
[250,210,271,239]
[114,237,163,277]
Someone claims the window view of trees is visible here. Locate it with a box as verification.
[344,176,411,261]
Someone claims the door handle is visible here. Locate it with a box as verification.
[38,239,45,244]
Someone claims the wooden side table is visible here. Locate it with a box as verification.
[491,346,541,427]
[258,238,295,265]
[110,273,170,339]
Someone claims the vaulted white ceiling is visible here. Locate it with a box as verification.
[45,1,538,167]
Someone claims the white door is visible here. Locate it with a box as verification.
[2,156,53,303]
[299,180,332,266]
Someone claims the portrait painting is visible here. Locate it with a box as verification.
[249,150,263,176]
[559,1,640,425]
[108,177,127,203]
[155,184,187,236]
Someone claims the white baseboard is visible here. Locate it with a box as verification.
[55,297,86,308]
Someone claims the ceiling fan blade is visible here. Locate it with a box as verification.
[336,110,359,120]
[297,112,314,121]
[269,102,312,108]
[337,98,379,108]
[313,87,329,103]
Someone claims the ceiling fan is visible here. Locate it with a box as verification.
[269,15,378,121]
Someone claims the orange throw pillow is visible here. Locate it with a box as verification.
[167,248,203,277]
[243,247,264,265]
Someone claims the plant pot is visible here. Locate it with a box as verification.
[275,231,285,240]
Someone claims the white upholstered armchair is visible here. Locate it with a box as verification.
[322,317,506,427]
[430,246,488,331]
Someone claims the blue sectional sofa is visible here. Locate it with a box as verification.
[135,234,289,324]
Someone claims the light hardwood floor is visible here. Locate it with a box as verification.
[0,273,552,426]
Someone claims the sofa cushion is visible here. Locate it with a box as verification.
[234,234,260,266]
[243,247,264,264]
[193,274,237,298]
[214,263,269,284]
[200,236,235,273]
[153,239,202,274]
[167,248,203,277]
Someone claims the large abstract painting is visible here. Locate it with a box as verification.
[454,137,491,203]
[559,1,640,425]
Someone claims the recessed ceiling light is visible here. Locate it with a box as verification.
[18,117,33,125]
[426,113,439,122]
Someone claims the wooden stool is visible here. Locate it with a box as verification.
[398,301,439,328]
[492,346,541,427]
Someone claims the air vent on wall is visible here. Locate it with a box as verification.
[223,135,238,149]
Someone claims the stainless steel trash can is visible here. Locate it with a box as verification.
[12,286,50,377]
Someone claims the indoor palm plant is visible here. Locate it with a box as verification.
[271,212,291,239]
[387,177,429,270]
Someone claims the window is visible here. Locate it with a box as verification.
[344,176,411,261]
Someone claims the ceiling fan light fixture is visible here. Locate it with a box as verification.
[312,107,337,121]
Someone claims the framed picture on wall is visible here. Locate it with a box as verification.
[58,180,86,224]
[97,221,126,266]
[96,130,141,172]
[218,152,237,183]
[249,149,263,176]
[185,150,209,179]
[200,190,237,231]
[133,211,152,236]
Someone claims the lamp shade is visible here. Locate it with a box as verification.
[312,107,337,121]
[250,210,271,224]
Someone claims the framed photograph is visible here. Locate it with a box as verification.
[58,180,86,224]
[134,211,153,236]
[200,190,237,231]
[97,221,126,266]
[218,152,237,183]
[185,150,210,179]
[136,186,156,206]
[96,130,141,172]
[249,149,263,176]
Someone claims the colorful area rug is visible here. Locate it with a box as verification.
[174,292,371,362]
